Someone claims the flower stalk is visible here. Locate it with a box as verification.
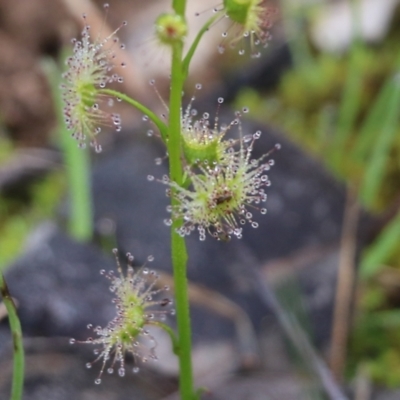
[99,88,168,140]
[168,35,197,399]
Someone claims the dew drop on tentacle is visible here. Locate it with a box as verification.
[253,130,261,139]
[243,134,253,143]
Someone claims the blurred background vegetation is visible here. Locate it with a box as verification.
[233,0,400,388]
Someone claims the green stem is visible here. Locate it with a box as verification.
[168,21,196,400]
[170,231,193,400]
[99,89,168,141]
[173,0,186,16]
[182,13,220,79]
[0,274,25,400]
[61,129,93,241]
[153,322,180,355]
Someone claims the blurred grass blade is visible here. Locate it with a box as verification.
[352,78,392,161]
[0,274,24,400]
[251,270,348,400]
[329,0,364,172]
[352,50,400,161]
[360,210,400,279]
[359,73,400,208]
[330,44,364,172]
[374,309,400,328]
[280,0,314,69]
[43,56,93,241]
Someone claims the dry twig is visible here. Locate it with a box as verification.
[330,188,360,381]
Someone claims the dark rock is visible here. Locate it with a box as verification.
[1,223,116,339]
[0,338,175,400]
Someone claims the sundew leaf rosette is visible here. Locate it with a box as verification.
[196,0,276,57]
[162,120,280,240]
[61,7,127,153]
[180,90,234,166]
[221,0,276,57]
[69,249,173,384]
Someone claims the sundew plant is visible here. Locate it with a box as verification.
[2,1,277,400]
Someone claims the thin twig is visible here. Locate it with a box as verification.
[330,188,360,381]
[251,268,349,400]
[354,364,372,400]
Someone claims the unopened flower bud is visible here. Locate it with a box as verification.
[155,13,188,46]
